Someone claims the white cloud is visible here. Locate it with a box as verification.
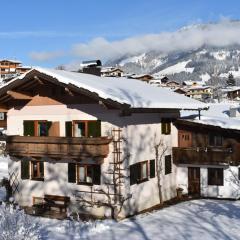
[71,19,240,60]
[28,19,240,63]
[29,51,64,62]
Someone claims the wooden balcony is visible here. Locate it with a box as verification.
[6,136,112,160]
[173,147,234,165]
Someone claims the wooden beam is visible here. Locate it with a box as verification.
[7,90,32,100]
[64,87,74,96]
[34,76,44,85]
[0,104,8,112]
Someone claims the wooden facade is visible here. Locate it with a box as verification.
[6,136,111,161]
[173,120,240,165]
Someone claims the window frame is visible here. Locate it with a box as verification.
[76,164,94,185]
[138,161,148,183]
[23,120,49,137]
[30,161,44,181]
[208,134,223,147]
[72,120,101,137]
[208,168,224,186]
[161,119,171,135]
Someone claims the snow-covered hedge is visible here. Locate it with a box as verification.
[0,202,41,240]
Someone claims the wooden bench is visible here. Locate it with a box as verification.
[33,195,70,213]
[44,194,70,213]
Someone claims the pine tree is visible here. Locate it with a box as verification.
[226,73,236,86]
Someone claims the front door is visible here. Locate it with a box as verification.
[188,167,200,195]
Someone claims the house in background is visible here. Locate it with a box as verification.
[0,67,205,218]
[174,118,240,199]
[186,86,213,102]
[129,74,154,82]
[101,67,123,77]
[0,59,31,81]
[79,60,102,76]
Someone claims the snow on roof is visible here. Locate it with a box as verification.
[0,59,22,64]
[4,67,207,110]
[188,85,212,90]
[222,86,240,93]
[187,116,240,131]
[181,102,240,131]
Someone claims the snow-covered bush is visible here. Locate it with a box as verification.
[0,202,41,240]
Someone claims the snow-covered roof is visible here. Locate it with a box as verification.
[188,85,212,90]
[181,102,240,131]
[186,116,240,131]
[3,67,207,110]
[0,59,22,64]
[222,86,240,93]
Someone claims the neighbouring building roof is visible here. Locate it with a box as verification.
[181,102,240,131]
[0,59,22,64]
[1,67,207,110]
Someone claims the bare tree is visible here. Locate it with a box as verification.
[154,137,168,205]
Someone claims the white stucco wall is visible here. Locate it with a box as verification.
[7,104,179,217]
[177,165,240,199]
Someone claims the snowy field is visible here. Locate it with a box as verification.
[26,199,240,239]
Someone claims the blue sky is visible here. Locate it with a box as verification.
[1,0,239,67]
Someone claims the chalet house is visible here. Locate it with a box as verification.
[129,74,154,82]
[186,86,213,101]
[0,68,205,218]
[0,59,31,81]
[101,67,124,77]
[222,87,240,100]
[174,119,240,199]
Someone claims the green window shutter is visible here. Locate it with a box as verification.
[40,161,44,179]
[161,122,166,134]
[65,122,72,137]
[23,121,35,136]
[165,155,172,175]
[149,160,155,178]
[93,165,101,185]
[88,121,101,137]
[68,163,76,183]
[46,121,52,136]
[21,160,29,179]
[130,163,140,185]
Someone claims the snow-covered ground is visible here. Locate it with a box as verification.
[10,199,239,240]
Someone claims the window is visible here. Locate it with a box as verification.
[23,120,52,136]
[130,160,155,185]
[31,161,44,180]
[68,163,101,185]
[209,134,223,146]
[140,161,148,181]
[21,160,44,181]
[165,155,172,175]
[72,120,101,137]
[77,165,93,185]
[208,168,224,186]
[161,119,171,135]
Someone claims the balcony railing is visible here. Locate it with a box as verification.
[173,147,233,165]
[6,136,112,160]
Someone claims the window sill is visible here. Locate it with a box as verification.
[137,178,149,184]
[31,178,44,181]
[208,183,223,186]
[77,182,93,186]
